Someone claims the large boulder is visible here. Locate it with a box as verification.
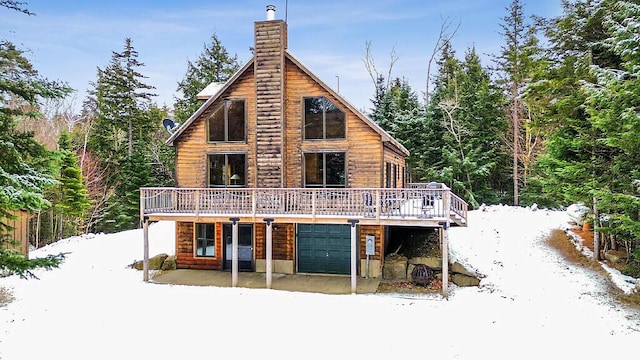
[383,254,408,280]
[449,262,481,286]
[604,250,627,265]
[451,274,481,287]
[133,253,169,271]
[408,256,442,270]
[450,261,477,277]
[161,255,177,270]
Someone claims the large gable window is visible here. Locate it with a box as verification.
[304,152,345,188]
[208,99,246,142]
[304,96,345,140]
[208,154,246,187]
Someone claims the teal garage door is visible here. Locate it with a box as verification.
[297,224,351,274]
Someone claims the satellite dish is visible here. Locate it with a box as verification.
[163,118,178,134]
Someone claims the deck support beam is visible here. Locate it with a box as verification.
[143,216,149,282]
[230,217,240,287]
[347,219,359,294]
[264,218,274,289]
[440,222,449,299]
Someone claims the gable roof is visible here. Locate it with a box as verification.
[284,51,409,156]
[167,53,410,157]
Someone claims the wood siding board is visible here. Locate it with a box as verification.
[283,58,386,188]
[175,221,223,270]
[2,210,30,256]
[175,69,256,188]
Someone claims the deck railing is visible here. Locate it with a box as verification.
[141,185,468,225]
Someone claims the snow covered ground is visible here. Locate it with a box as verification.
[1,205,639,359]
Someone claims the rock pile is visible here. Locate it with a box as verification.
[132,253,176,271]
[382,253,481,287]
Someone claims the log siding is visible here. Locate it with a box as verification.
[156,15,468,280]
[254,20,287,187]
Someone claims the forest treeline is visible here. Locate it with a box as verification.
[2,0,640,277]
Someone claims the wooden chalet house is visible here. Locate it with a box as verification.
[140,5,467,296]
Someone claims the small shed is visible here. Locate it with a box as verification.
[1,210,31,258]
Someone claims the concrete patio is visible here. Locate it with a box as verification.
[150,269,382,295]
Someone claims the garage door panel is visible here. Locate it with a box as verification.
[297,224,352,274]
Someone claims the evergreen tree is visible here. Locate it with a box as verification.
[584,0,640,264]
[456,47,510,205]
[53,131,91,237]
[429,45,509,207]
[1,3,68,275]
[369,77,431,182]
[523,0,617,208]
[90,38,156,165]
[493,0,544,205]
[417,41,459,183]
[147,105,176,186]
[174,33,240,123]
[88,38,156,231]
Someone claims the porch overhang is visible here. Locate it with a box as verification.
[140,186,467,298]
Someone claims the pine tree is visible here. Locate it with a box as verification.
[584,0,640,264]
[457,47,510,205]
[493,0,544,205]
[173,33,240,123]
[0,2,68,275]
[88,38,157,231]
[147,105,176,186]
[54,132,91,237]
[0,40,64,229]
[428,45,509,207]
[369,77,431,182]
[523,0,616,208]
[90,38,156,165]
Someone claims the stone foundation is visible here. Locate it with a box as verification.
[360,259,381,278]
[255,259,294,274]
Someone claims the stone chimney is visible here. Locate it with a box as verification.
[254,5,287,187]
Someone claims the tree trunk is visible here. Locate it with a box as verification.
[512,88,519,206]
[128,119,133,157]
[610,234,617,251]
[593,195,600,261]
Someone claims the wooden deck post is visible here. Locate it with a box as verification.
[347,219,359,294]
[264,218,274,289]
[143,216,149,282]
[230,217,240,287]
[440,222,449,299]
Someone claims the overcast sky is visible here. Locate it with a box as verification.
[2,0,562,114]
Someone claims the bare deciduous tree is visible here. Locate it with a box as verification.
[80,150,113,232]
[363,40,398,96]
[425,17,460,105]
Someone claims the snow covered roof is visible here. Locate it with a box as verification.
[196,81,225,100]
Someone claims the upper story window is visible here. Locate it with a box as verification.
[208,99,246,142]
[208,153,246,187]
[304,96,345,140]
[304,152,346,188]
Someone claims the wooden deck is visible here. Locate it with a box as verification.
[140,185,467,227]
